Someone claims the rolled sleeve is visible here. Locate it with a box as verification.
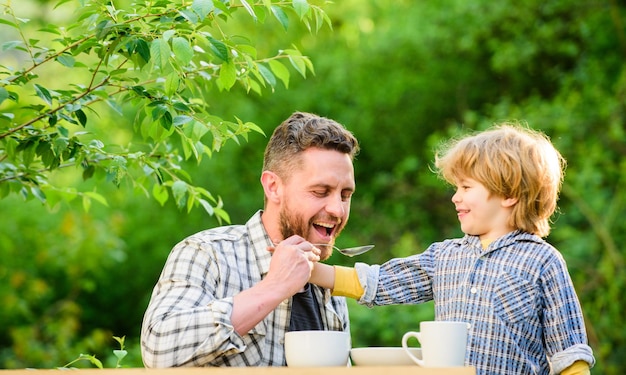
[354,263,380,306]
[551,344,595,374]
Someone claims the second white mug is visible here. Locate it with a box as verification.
[401,321,468,367]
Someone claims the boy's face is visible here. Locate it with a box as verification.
[451,177,515,241]
[278,148,355,260]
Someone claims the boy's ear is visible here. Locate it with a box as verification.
[502,197,518,208]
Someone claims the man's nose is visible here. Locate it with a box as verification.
[325,194,346,217]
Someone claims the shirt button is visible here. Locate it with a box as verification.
[470,287,478,294]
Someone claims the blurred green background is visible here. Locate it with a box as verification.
[1,0,624,373]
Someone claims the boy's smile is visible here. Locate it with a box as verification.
[452,178,516,242]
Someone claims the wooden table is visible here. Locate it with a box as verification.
[0,367,475,375]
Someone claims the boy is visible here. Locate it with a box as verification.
[310,123,595,374]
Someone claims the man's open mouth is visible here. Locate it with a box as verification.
[313,221,336,238]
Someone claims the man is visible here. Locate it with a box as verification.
[141,112,360,367]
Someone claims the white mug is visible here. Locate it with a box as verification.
[401,321,468,367]
[284,330,351,367]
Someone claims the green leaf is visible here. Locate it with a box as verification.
[56,53,75,67]
[173,102,191,112]
[30,186,47,203]
[42,186,77,207]
[173,115,193,126]
[113,350,128,361]
[292,0,310,20]
[208,36,229,62]
[269,59,290,88]
[186,193,195,213]
[218,61,237,90]
[191,0,215,21]
[82,195,91,212]
[160,110,173,130]
[2,40,23,52]
[165,74,181,96]
[198,198,215,216]
[240,119,265,136]
[179,9,199,24]
[75,109,87,127]
[39,24,62,35]
[83,164,95,180]
[184,119,210,140]
[95,20,114,40]
[171,180,188,207]
[152,104,172,130]
[270,6,289,30]
[0,87,8,105]
[84,354,103,369]
[172,37,194,66]
[135,38,151,63]
[0,18,18,28]
[240,0,257,21]
[84,191,109,207]
[181,134,196,160]
[113,336,126,348]
[152,183,169,206]
[258,63,276,87]
[21,142,36,167]
[284,49,311,77]
[163,30,176,42]
[34,84,53,105]
[150,38,172,71]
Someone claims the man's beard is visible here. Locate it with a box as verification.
[279,208,307,240]
[278,206,344,261]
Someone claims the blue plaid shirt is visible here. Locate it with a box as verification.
[355,230,594,374]
[141,211,349,367]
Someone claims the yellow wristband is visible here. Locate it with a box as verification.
[561,360,590,375]
[332,266,364,299]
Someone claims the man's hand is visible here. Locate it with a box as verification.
[267,235,321,296]
[231,235,320,335]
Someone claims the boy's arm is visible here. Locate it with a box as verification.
[561,361,590,375]
[310,263,364,299]
[309,262,335,289]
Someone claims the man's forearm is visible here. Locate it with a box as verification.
[232,277,290,335]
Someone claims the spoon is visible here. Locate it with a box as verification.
[312,243,375,257]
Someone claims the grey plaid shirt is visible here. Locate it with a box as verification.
[355,230,594,375]
[141,210,349,367]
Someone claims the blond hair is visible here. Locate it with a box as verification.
[434,122,566,237]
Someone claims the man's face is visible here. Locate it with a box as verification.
[278,148,355,260]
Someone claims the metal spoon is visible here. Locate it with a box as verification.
[312,243,375,257]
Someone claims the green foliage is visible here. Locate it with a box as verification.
[62,336,127,369]
[0,0,329,219]
[1,0,625,373]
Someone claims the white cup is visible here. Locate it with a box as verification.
[284,330,351,367]
[401,321,468,367]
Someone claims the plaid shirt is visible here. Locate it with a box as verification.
[141,211,349,367]
[355,230,594,375]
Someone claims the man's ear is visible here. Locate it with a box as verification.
[502,196,518,208]
[261,170,282,204]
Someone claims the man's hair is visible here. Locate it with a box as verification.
[263,112,360,181]
[434,122,566,237]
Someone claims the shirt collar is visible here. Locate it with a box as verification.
[245,210,273,276]
[464,230,543,253]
